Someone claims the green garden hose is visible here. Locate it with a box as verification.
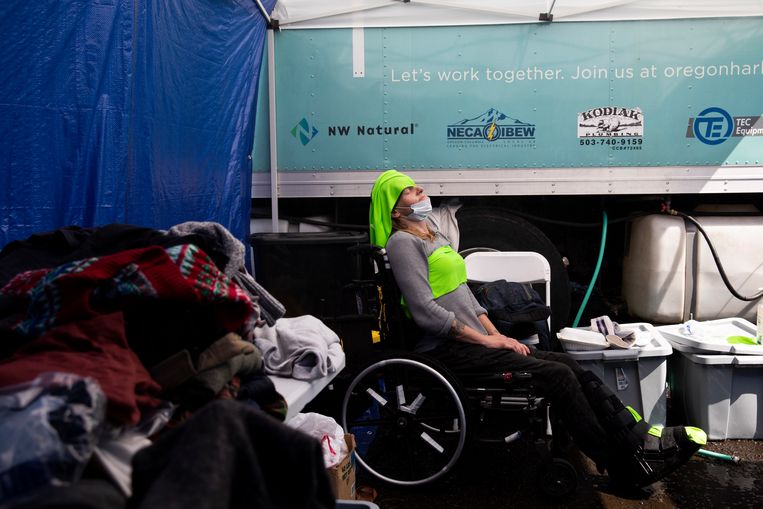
[572,211,608,328]
[697,448,741,463]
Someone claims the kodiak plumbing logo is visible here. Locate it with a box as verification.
[577,106,643,138]
[577,106,644,150]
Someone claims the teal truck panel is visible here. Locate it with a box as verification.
[253,17,763,175]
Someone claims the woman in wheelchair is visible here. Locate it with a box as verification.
[369,169,706,489]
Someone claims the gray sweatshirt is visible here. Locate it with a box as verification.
[386,226,487,352]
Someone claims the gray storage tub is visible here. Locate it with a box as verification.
[563,323,672,426]
[669,341,763,440]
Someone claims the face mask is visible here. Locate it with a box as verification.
[401,197,432,222]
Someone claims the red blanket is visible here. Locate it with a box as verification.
[0,244,257,340]
[0,312,161,425]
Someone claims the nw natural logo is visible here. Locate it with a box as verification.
[447,108,536,144]
[291,118,318,146]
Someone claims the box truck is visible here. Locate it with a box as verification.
[250,0,763,329]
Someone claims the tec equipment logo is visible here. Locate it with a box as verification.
[291,117,319,146]
[687,107,763,145]
[689,107,733,145]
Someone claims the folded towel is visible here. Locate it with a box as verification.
[590,316,636,349]
[254,315,344,381]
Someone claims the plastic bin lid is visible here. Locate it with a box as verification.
[677,352,739,365]
[672,341,763,366]
[665,340,717,356]
[734,354,763,366]
[564,323,672,361]
[656,318,763,355]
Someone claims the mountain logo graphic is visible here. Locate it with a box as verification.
[447,108,535,142]
[291,118,319,146]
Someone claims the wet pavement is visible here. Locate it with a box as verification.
[357,438,763,508]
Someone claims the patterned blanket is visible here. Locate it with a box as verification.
[0,244,257,340]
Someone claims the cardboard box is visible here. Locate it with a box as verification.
[327,434,356,499]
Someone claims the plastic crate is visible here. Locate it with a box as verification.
[669,341,763,439]
[658,317,762,355]
[562,323,672,426]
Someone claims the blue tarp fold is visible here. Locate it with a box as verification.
[0,0,274,247]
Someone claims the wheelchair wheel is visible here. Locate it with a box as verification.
[538,458,578,499]
[341,353,469,486]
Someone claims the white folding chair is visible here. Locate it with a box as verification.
[463,251,552,345]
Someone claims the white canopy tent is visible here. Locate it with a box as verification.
[269,0,763,28]
[254,0,763,230]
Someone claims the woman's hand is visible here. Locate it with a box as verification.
[451,318,530,355]
[478,314,528,354]
[484,333,530,355]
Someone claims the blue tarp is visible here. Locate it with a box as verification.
[0,0,274,248]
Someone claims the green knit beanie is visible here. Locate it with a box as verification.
[369,170,416,247]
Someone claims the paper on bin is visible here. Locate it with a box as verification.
[557,328,609,350]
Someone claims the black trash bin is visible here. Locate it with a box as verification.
[248,231,371,320]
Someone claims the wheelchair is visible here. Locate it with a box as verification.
[340,246,578,498]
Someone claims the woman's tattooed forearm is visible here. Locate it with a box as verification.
[449,319,465,338]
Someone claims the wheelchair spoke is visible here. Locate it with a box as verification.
[366,387,388,406]
[419,431,445,454]
[396,384,406,406]
[399,393,425,414]
[420,421,462,434]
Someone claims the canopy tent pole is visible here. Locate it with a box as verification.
[267,28,280,232]
[253,0,272,24]
[540,0,557,21]
[254,0,281,29]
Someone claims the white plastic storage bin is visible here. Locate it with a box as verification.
[622,214,763,324]
[669,342,763,439]
[658,317,763,355]
[562,323,672,426]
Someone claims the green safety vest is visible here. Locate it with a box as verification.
[428,245,468,298]
[402,245,467,315]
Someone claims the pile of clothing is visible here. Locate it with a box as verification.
[0,223,342,508]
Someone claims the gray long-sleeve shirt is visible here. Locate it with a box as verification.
[386,226,487,352]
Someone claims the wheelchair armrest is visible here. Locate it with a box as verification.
[347,243,379,256]
[461,370,532,386]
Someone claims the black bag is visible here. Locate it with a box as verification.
[473,279,552,350]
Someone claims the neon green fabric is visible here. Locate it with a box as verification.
[626,406,642,422]
[685,427,708,445]
[627,405,707,445]
[726,335,758,345]
[428,246,468,298]
[369,170,416,248]
[401,245,468,317]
